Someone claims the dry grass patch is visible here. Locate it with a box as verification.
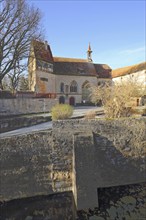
[90,81,144,118]
[84,110,96,119]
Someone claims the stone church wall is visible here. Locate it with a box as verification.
[56,75,96,104]
[35,70,56,93]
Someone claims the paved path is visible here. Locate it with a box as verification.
[0,106,103,138]
[0,121,52,138]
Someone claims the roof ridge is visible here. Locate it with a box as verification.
[53,57,88,62]
[113,61,146,71]
[112,62,146,78]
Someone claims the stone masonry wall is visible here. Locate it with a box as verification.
[0,98,57,116]
[77,182,146,220]
[1,192,76,220]
[53,118,146,210]
[0,118,145,216]
[0,115,51,133]
[0,131,54,201]
[0,129,73,202]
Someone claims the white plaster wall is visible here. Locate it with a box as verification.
[36,70,56,93]
[112,70,146,87]
[30,66,112,104]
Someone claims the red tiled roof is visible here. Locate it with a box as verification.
[32,40,54,63]
[112,62,146,78]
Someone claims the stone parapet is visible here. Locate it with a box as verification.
[0,118,145,217]
[0,98,57,116]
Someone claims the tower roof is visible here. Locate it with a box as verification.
[87,43,92,52]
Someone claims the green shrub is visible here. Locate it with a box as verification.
[51,104,73,120]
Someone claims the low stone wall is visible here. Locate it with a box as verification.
[0,98,57,116]
[0,192,76,220]
[54,118,146,210]
[77,182,146,220]
[0,118,145,219]
[0,115,51,133]
[0,131,54,201]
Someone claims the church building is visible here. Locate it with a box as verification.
[28,40,112,105]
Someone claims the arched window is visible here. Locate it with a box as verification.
[60,82,64,93]
[82,81,90,102]
[70,81,78,92]
[82,81,90,89]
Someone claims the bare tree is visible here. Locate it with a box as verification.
[19,75,29,91]
[0,0,43,89]
[7,61,27,93]
[90,80,144,118]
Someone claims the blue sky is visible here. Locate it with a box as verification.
[29,0,145,69]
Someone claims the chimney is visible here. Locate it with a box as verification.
[44,40,48,50]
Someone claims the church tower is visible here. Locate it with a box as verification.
[87,43,92,62]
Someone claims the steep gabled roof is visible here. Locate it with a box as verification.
[112,62,146,78]
[32,40,54,63]
[30,40,112,78]
[94,64,112,78]
[53,61,111,78]
[53,61,97,76]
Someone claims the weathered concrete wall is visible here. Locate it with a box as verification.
[0,98,57,116]
[0,118,145,214]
